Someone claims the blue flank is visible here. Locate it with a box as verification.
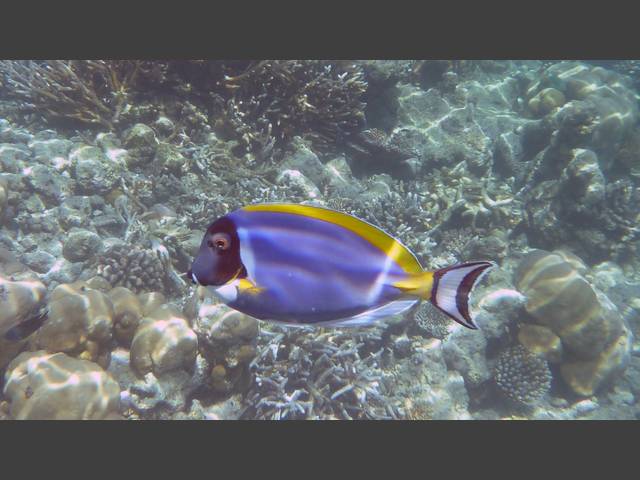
[227,209,412,324]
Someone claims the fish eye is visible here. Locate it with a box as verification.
[208,232,231,251]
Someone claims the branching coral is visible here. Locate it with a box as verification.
[0,60,168,129]
[242,326,401,420]
[327,179,436,264]
[345,128,420,176]
[214,60,367,154]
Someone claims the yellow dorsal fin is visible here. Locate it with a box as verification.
[243,203,423,274]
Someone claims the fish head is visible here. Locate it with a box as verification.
[188,216,244,287]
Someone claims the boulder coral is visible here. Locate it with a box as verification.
[193,301,259,394]
[0,275,47,338]
[129,303,198,377]
[3,351,120,419]
[32,281,114,368]
[514,249,631,396]
[107,286,143,347]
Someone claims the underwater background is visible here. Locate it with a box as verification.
[0,60,638,420]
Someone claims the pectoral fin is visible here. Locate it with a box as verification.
[237,278,265,296]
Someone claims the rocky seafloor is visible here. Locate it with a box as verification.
[0,60,639,420]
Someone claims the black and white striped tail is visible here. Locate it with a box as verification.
[430,261,495,329]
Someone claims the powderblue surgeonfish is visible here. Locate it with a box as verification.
[187,203,494,329]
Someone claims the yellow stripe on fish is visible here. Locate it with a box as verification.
[392,271,435,300]
[242,203,423,275]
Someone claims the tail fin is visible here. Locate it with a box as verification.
[430,261,494,329]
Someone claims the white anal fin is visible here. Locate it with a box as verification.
[316,299,419,328]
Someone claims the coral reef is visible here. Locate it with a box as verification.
[3,351,120,419]
[0,60,169,130]
[519,62,640,264]
[0,60,639,420]
[32,281,114,368]
[242,326,400,419]
[130,303,197,377]
[514,250,631,396]
[193,301,259,394]
[213,60,368,154]
[92,243,166,293]
[493,345,552,405]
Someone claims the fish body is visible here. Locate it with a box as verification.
[188,203,493,329]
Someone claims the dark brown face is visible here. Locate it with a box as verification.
[187,216,245,287]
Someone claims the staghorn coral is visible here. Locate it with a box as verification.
[214,60,367,154]
[242,326,401,420]
[493,345,552,406]
[0,60,169,130]
[3,351,120,420]
[92,243,166,294]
